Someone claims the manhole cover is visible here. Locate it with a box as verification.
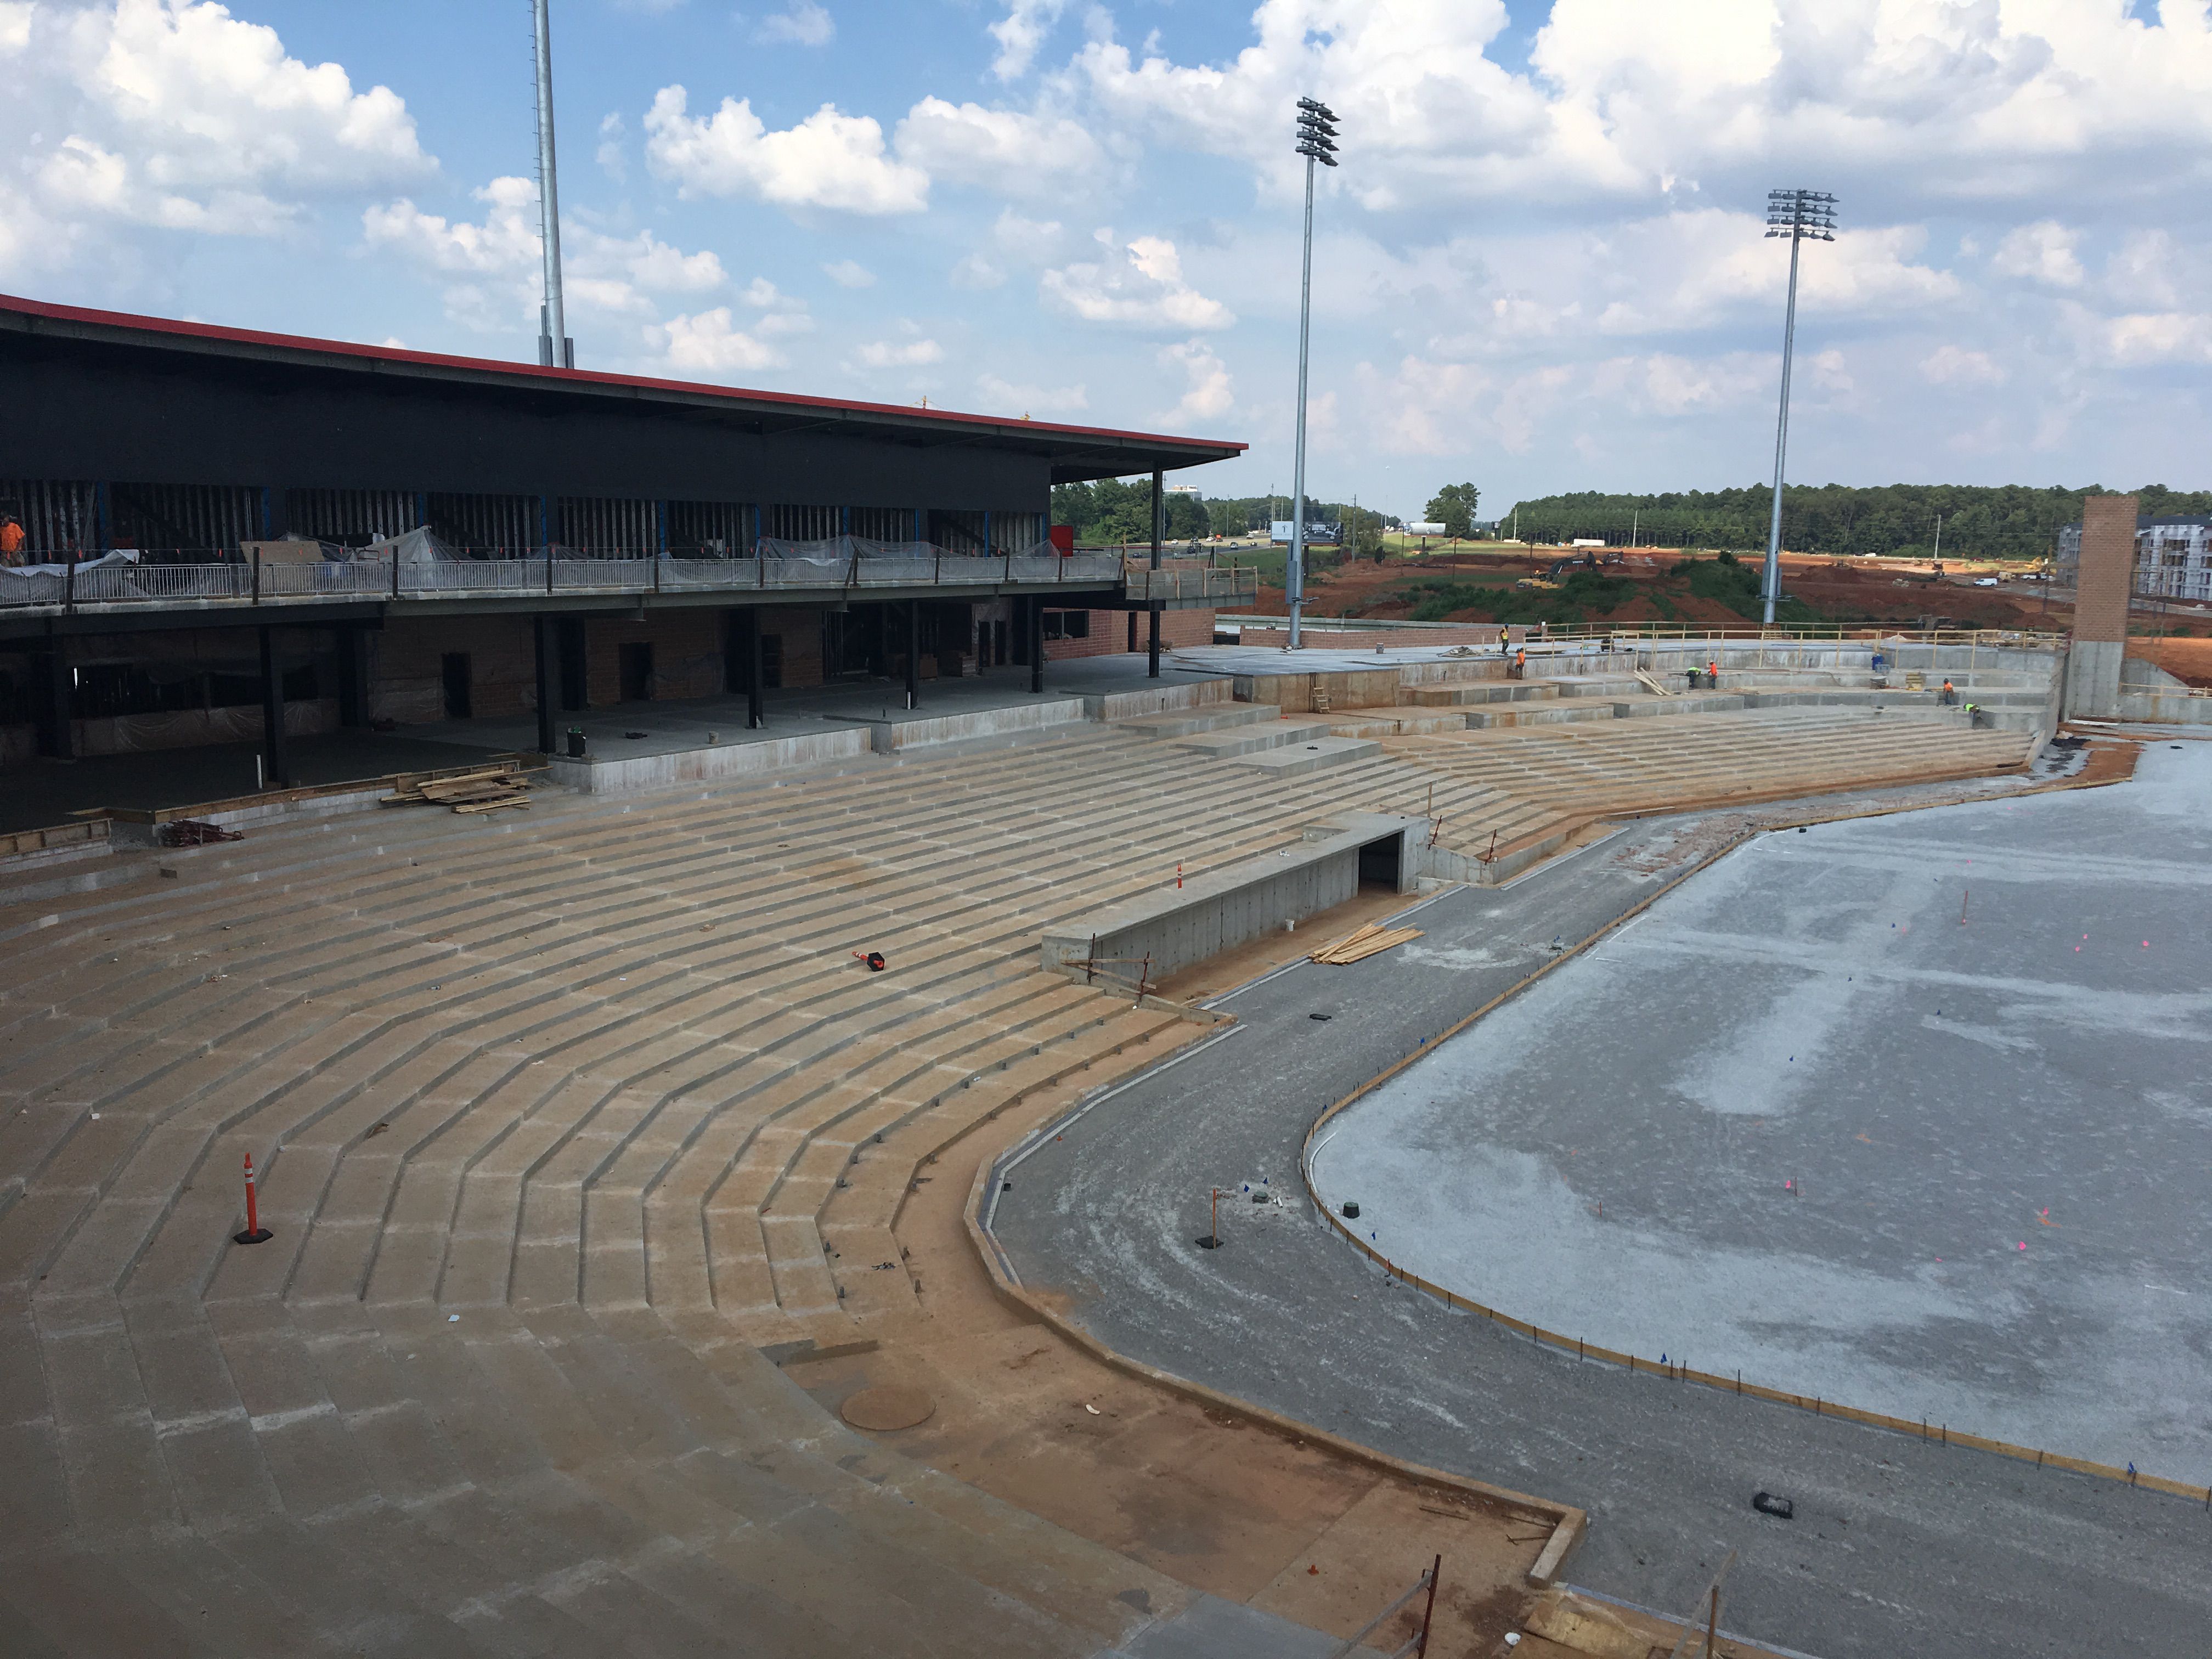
[840,1385,935,1431]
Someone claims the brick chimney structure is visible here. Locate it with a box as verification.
[2063,493,2135,719]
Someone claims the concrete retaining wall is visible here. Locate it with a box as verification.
[2112,691,2212,725]
[1042,815,1420,987]
[548,727,870,793]
[1083,680,1231,721]
[868,697,1088,752]
[1232,668,1407,713]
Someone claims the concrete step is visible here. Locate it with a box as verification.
[1172,718,1336,758]
[1465,703,1620,729]
[1230,734,1385,777]
[1113,703,1279,738]
[1407,681,1560,707]
[1316,711,1473,738]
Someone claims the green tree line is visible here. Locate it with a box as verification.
[1494,484,2212,560]
[1051,479,1397,543]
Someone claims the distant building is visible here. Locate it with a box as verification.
[2056,515,2212,602]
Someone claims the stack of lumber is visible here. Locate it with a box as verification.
[381,766,533,814]
[1310,921,1423,964]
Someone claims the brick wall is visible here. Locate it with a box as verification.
[760,606,825,689]
[370,614,535,724]
[1043,607,1215,661]
[2075,494,2137,644]
[585,611,724,705]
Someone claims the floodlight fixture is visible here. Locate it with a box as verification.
[1759,188,1839,622]
[1286,98,1340,648]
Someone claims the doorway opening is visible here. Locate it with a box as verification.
[618,642,653,703]
[440,652,472,720]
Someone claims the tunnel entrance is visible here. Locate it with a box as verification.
[1357,833,1403,889]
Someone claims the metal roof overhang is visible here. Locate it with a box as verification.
[0,294,1246,485]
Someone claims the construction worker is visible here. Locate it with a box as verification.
[1706,658,1719,689]
[1513,646,1526,679]
[1940,678,1956,705]
[0,515,23,565]
[1498,624,1510,657]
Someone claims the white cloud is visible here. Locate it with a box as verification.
[644,84,927,213]
[988,0,1063,80]
[658,307,783,373]
[363,176,538,275]
[951,254,1005,290]
[1070,0,2212,217]
[364,176,728,332]
[1992,221,2083,288]
[893,96,1106,199]
[977,371,1087,413]
[0,0,431,258]
[1158,338,1232,425]
[854,337,945,368]
[2105,312,2212,367]
[597,111,627,182]
[754,0,833,47]
[822,258,875,287]
[1041,231,1233,330]
[1921,344,2005,386]
[1594,213,1959,334]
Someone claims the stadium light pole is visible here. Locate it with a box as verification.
[1287,97,1338,650]
[532,0,571,369]
[1760,189,1836,624]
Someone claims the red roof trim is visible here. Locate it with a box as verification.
[0,291,1246,456]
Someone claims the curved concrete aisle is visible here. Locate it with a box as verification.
[989,778,2212,1659]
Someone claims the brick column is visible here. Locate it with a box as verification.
[2064,494,2135,719]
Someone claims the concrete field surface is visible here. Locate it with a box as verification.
[1315,742,2212,1486]
[990,768,2212,1659]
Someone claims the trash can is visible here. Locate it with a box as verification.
[565,727,587,758]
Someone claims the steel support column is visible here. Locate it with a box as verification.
[534,615,556,753]
[258,624,290,786]
[1028,598,1044,693]
[336,626,366,728]
[1148,602,1161,678]
[905,599,920,710]
[744,607,764,729]
[38,644,74,760]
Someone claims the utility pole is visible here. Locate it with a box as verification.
[1287,97,1338,650]
[1933,512,1943,567]
[1760,189,1837,623]
[532,0,571,369]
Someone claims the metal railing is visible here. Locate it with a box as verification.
[1121,563,1260,603]
[0,548,1138,613]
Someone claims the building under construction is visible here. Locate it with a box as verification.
[0,294,1244,776]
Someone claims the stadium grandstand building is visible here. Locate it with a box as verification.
[0,295,1243,773]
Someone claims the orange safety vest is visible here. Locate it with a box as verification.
[0,523,22,556]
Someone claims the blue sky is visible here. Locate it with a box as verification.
[5,1,2211,518]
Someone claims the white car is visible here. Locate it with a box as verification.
[1973,576,2000,587]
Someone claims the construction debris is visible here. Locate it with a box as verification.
[161,819,243,847]
[1310,922,1424,965]
[381,767,534,814]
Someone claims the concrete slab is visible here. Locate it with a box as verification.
[1316,742,2212,1485]
[1113,1591,1380,1658]
[1231,736,1384,777]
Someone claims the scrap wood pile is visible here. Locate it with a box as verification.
[1310,921,1423,965]
[381,766,534,814]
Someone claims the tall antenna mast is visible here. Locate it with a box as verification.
[533,0,571,368]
